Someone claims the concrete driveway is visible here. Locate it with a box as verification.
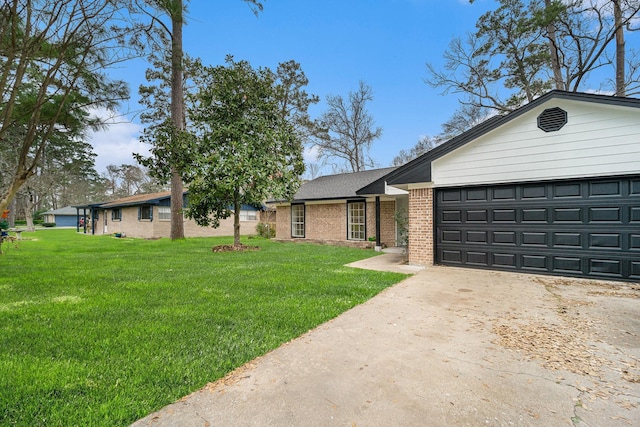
[133,261,640,426]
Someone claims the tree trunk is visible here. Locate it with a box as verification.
[0,171,30,217]
[613,0,625,96]
[545,0,565,90]
[24,189,35,232]
[169,0,185,240]
[233,198,241,247]
[7,198,16,228]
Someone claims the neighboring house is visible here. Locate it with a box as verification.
[273,167,407,249]
[42,206,79,227]
[75,191,261,239]
[357,90,640,282]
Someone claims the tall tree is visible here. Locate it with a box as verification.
[392,135,440,167]
[135,0,264,240]
[186,57,305,247]
[101,163,164,198]
[312,81,383,172]
[430,0,640,114]
[0,0,135,215]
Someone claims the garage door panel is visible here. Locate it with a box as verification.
[553,208,582,222]
[523,185,546,199]
[589,207,621,222]
[441,210,462,223]
[553,233,582,248]
[466,210,488,222]
[590,233,621,249]
[493,186,516,200]
[553,257,583,274]
[493,209,516,222]
[493,253,517,268]
[632,262,640,280]
[466,230,487,243]
[441,250,462,263]
[466,188,487,201]
[466,251,488,266]
[522,255,547,270]
[590,180,621,196]
[440,189,462,202]
[523,208,547,222]
[590,259,621,276]
[442,230,462,243]
[493,231,516,245]
[554,183,581,198]
[522,232,547,246]
[436,175,638,281]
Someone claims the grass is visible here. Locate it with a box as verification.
[0,229,407,426]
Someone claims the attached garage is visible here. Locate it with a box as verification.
[361,90,640,282]
[435,176,640,281]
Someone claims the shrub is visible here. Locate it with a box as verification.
[256,222,275,238]
[42,222,56,227]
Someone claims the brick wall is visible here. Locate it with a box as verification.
[275,200,397,248]
[408,188,434,266]
[306,203,347,240]
[379,200,396,247]
[99,207,257,239]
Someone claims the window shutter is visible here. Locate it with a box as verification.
[111,210,114,221]
[149,206,153,222]
[138,207,141,221]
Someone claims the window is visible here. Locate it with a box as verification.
[348,201,366,240]
[139,205,153,221]
[111,208,122,221]
[158,206,171,221]
[239,210,257,221]
[291,204,305,238]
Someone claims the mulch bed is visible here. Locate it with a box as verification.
[212,244,260,253]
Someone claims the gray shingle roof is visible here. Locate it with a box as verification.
[42,206,78,216]
[292,167,398,201]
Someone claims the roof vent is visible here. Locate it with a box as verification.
[537,107,567,132]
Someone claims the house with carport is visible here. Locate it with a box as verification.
[76,190,261,239]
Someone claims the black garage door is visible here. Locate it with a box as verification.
[435,175,640,282]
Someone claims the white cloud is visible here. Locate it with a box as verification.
[86,108,148,174]
[304,145,320,163]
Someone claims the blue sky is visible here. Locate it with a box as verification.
[90,0,637,176]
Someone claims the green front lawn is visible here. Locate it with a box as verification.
[0,229,407,426]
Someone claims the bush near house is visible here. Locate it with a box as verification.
[0,229,406,426]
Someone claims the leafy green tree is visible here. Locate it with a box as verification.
[186,57,305,247]
[0,0,135,214]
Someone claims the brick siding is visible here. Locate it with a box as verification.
[408,188,434,266]
[275,200,397,248]
[95,206,258,239]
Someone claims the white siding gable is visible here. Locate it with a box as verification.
[432,98,640,187]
